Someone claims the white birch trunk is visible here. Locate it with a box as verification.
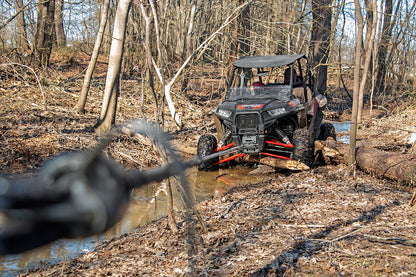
[96,0,131,133]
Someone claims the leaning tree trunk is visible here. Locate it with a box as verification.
[95,0,132,134]
[76,0,111,114]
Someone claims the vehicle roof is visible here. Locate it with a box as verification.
[233,54,306,68]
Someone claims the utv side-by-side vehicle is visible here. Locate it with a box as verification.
[197,54,336,171]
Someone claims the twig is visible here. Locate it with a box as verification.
[0,63,48,111]
[330,227,365,242]
[221,200,242,219]
[332,248,387,257]
[113,150,145,167]
[362,234,416,245]
[280,224,326,228]
[329,224,416,244]
[409,189,416,207]
[0,0,36,30]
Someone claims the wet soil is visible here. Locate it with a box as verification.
[1,51,416,276]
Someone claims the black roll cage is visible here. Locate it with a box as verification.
[228,54,314,91]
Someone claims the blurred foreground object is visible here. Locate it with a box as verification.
[0,121,200,255]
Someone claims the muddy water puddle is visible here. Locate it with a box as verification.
[0,166,267,276]
[333,121,351,143]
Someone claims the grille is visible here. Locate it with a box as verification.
[236,114,259,130]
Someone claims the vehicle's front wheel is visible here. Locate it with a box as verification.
[292,129,312,167]
[318,123,336,141]
[197,134,219,171]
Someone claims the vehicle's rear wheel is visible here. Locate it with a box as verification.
[318,122,336,141]
[197,134,219,171]
[292,129,312,167]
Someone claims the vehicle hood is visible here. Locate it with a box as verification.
[216,99,290,112]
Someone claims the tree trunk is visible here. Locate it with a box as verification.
[239,0,250,56]
[15,0,29,50]
[180,0,197,94]
[374,0,393,98]
[54,0,66,48]
[349,0,363,168]
[185,0,197,59]
[315,140,416,185]
[95,0,132,134]
[139,1,160,124]
[230,0,250,57]
[357,0,377,122]
[310,0,332,95]
[228,2,239,66]
[227,0,250,80]
[76,0,111,114]
[33,0,56,68]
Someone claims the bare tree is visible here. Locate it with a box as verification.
[152,1,252,128]
[374,0,393,98]
[76,0,111,114]
[180,0,198,94]
[310,0,333,95]
[229,0,250,65]
[349,0,364,168]
[138,1,160,124]
[33,0,56,68]
[95,0,132,134]
[357,0,377,122]
[54,0,66,48]
[15,0,30,50]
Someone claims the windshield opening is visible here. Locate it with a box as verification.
[225,86,293,101]
[230,67,289,88]
[228,66,297,100]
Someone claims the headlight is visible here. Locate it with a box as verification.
[267,108,286,116]
[288,98,301,107]
[217,109,232,118]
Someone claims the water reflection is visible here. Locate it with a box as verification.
[0,166,265,276]
[333,121,351,144]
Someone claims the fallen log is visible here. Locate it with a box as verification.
[315,139,416,185]
[356,146,416,185]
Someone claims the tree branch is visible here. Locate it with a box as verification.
[0,0,36,31]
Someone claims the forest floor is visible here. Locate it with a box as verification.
[1,51,416,276]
